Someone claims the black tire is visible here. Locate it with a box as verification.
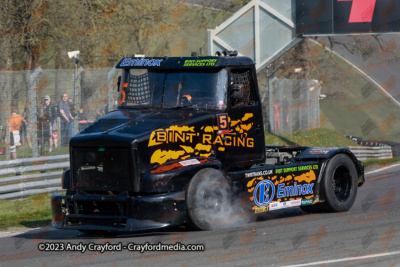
[319,154,358,212]
[186,168,232,230]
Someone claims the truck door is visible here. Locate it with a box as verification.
[215,67,265,170]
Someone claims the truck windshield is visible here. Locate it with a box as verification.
[118,68,228,110]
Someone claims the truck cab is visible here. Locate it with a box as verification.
[51,54,364,232]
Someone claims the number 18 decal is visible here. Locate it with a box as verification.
[217,113,229,135]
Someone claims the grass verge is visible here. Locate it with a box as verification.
[0,193,55,231]
[265,128,359,147]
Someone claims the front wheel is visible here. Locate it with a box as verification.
[186,168,233,230]
[319,154,358,212]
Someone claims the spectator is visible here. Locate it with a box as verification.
[77,106,89,131]
[51,104,58,149]
[58,93,74,146]
[39,95,53,152]
[68,98,77,118]
[68,98,76,137]
[7,108,27,160]
[20,105,29,146]
[77,106,88,121]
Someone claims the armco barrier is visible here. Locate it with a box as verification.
[0,146,393,200]
[0,155,69,200]
[348,146,393,160]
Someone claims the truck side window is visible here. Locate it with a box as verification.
[230,69,256,107]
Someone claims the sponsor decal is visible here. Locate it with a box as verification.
[248,170,317,210]
[269,200,302,211]
[275,165,319,174]
[254,180,275,207]
[217,113,229,135]
[120,58,163,67]
[301,199,313,206]
[179,159,201,166]
[245,169,273,178]
[183,59,217,67]
[148,113,255,165]
[255,182,313,208]
[308,149,331,155]
[254,206,269,214]
[277,182,314,198]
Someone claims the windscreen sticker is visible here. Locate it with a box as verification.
[183,59,217,67]
[120,58,163,67]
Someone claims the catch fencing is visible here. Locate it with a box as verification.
[0,66,120,158]
[265,77,322,134]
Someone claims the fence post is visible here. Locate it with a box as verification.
[108,68,117,112]
[72,67,84,135]
[56,117,61,147]
[5,123,10,160]
[29,67,43,158]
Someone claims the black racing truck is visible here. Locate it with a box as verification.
[51,53,365,232]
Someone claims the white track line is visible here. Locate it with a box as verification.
[365,163,400,174]
[282,250,400,267]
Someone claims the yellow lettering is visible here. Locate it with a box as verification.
[214,135,224,145]
[237,137,245,147]
[247,138,254,147]
[202,134,212,144]
[157,131,167,142]
[224,136,232,146]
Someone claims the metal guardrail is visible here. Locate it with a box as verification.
[0,155,68,200]
[0,145,394,200]
[348,146,393,160]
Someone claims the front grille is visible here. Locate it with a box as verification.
[72,147,132,191]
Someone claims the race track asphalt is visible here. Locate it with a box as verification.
[0,165,399,267]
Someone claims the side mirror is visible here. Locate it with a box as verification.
[230,84,244,99]
[117,76,121,92]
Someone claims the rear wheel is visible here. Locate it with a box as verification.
[186,168,232,230]
[319,154,358,212]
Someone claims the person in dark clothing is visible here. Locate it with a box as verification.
[58,93,74,146]
[39,95,53,152]
[20,106,29,146]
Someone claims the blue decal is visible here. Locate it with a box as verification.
[120,58,163,67]
[254,180,275,207]
[277,182,314,198]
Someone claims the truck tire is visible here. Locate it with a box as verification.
[186,168,232,230]
[319,154,358,212]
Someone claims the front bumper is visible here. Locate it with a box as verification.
[51,191,187,232]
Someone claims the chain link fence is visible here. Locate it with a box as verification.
[0,67,120,160]
[263,77,322,135]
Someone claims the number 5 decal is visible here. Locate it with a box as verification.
[217,113,229,135]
